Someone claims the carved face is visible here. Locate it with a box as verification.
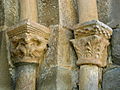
[10,34,48,63]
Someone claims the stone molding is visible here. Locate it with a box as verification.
[7,19,50,65]
[71,20,112,67]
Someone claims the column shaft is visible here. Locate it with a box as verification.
[19,0,38,22]
[7,20,50,90]
[79,65,99,90]
[77,0,98,23]
[15,64,37,90]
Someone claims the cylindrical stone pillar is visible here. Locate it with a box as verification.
[7,21,50,90]
[19,0,38,22]
[15,64,37,90]
[77,0,98,23]
[79,65,99,90]
[75,0,99,90]
[71,20,112,90]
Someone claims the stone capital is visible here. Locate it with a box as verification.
[71,20,112,67]
[7,19,50,65]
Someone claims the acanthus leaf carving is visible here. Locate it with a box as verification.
[71,35,109,67]
[71,20,113,67]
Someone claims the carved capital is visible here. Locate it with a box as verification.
[74,20,112,39]
[7,19,50,65]
[71,20,112,67]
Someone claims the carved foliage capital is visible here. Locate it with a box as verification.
[71,20,112,67]
[10,34,48,64]
[7,20,50,65]
[71,35,109,67]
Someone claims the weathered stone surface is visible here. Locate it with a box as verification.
[0,31,12,90]
[111,29,120,65]
[79,65,99,90]
[38,26,79,90]
[7,20,50,90]
[37,25,58,90]
[71,20,112,67]
[97,0,120,28]
[0,0,5,29]
[57,26,78,90]
[97,0,110,24]
[107,0,120,28]
[7,20,50,65]
[57,0,79,89]
[78,0,98,24]
[19,0,38,22]
[15,64,37,90]
[103,67,120,90]
[37,0,59,26]
[56,65,79,90]
[0,0,19,30]
[4,0,19,27]
[59,0,78,27]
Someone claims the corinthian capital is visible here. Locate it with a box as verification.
[71,20,112,67]
[7,19,50,65]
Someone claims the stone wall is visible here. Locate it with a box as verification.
[0,0,120,90]
[37,0,59,26]
[4,0,19,27]
[97,0,110,24]
[0,0,19,30]
[0,0,5,29]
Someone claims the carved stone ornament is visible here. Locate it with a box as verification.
[7,19,50,65]
[71,20,113,67]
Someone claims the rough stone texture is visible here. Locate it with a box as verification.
[97,0,110,24]
[111,29,120,65]
[71,20,112,67]
[59,0,78,27]
[37,26,79,90]
[7,20,50,90]
[0,31,13,90]
[37,0,59,26]
[37,25,58,90]
[0,0,119,90]
[19,0,38,22]
[0,0,5,29]
[0,0,19,30]
[57,26,78,90]
[78,0,98,24]
[4,0,19,27]
[15,64,37,90]
[107,0,120,28]
[103,67,120,90]
[79,65,99,90]
[57,0,79,89]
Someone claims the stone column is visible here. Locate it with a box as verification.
[71,20,112,90]
[7,20,50,90]
[19,0,38,22]
[77,0,98,24]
